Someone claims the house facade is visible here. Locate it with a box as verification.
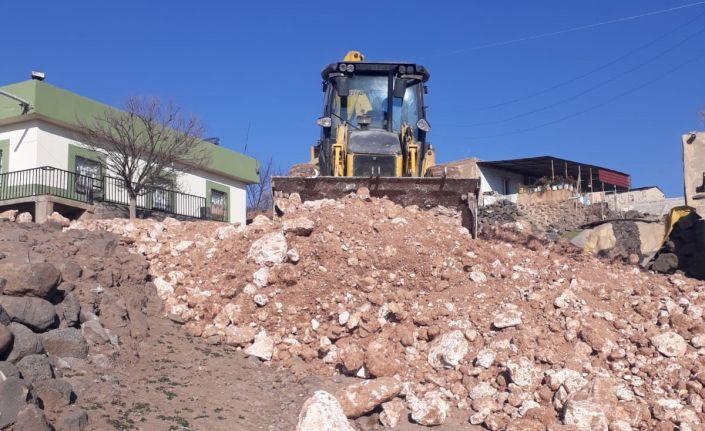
[0,79,258,224]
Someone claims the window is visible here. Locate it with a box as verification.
[210,189,226,221]
[74,156,100,196]
[152,179,173,212]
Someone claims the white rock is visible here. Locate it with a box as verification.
[311,319,320,331]
[253,294,268,307]
[493,306,523,329]
[408,391,449,426]
[244,330,274,361]
[379,398,404,428]
[247,232,288,266]
[547,369,587,393]
[390,217,407,225]
[562,400,608,431]
[338,311,350,326]
[469,271,487,284]
[609,420,632,431]
[295,391,354,431]
[690,334,705,348]
[469,381,497,400]
[650,332,687,357]
[474,349,496,369]
[286,248,300,263]
[173,240,193,253]
[427,330,468,370]
[519,400,540,417]
[253,267,269,288]
[506,357,539,389]
[153,277,174,298]
[243,283,257,295]
[15,212,32,223]
[215,224,242,240]
[614,385,634,401]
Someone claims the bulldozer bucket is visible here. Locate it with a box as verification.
[271,176,480,238]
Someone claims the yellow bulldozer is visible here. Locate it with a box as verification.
[272,51,480,236]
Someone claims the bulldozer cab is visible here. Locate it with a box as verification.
[315,57,432,178]
[322,61,429,138]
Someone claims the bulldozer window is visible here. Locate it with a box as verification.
[331,75,387,130]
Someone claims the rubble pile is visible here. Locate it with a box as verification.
[479,200,623,241]
[0,220,153,430]
[71,190,705,430]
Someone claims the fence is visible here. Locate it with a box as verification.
[0,166,222,221]
[0,166,96,203]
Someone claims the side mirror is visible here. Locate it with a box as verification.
[393,77,406,98]
[333,76,349,97]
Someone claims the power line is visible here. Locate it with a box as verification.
[441,24,705,127]
[458,49,705,140]
[451,8,705,112]
[441,0,705,55]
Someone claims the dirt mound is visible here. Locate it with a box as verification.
[71,192,705,430]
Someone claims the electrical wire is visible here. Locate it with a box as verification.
[441,1,705,55]
[450,8,705,112]
[457,49,705,140]
[440,24,705,127]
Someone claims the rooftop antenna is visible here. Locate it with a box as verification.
[243,121,252,153]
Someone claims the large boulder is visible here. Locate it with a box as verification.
[40,328,88,359]
[0,378,30,428]
[0,262,61,298]
[16,353,53,382]
[13,404,51,431]
[56,292,81,327]
[58,407,88,431]
[335,377,401,418]
[247,232,288,266]
[4,323,44,363]
[296,391,355,431]
[33,378,74,414]
[0,296,58,331]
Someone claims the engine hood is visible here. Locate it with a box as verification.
[348,129,400,155]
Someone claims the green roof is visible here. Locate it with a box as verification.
[0,80,258,184]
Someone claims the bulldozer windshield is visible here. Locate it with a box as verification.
[330,75,420,135]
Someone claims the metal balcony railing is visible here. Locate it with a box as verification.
[0,166,226,221]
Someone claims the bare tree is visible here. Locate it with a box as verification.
[80,97,211,219]
[247,157,277,211]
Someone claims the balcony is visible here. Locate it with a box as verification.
[0,166,227,222]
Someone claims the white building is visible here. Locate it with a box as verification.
[0,78,258,224]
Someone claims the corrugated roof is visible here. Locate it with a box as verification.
[478,155,630,191]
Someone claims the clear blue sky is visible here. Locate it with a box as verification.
[3,1,704,196]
